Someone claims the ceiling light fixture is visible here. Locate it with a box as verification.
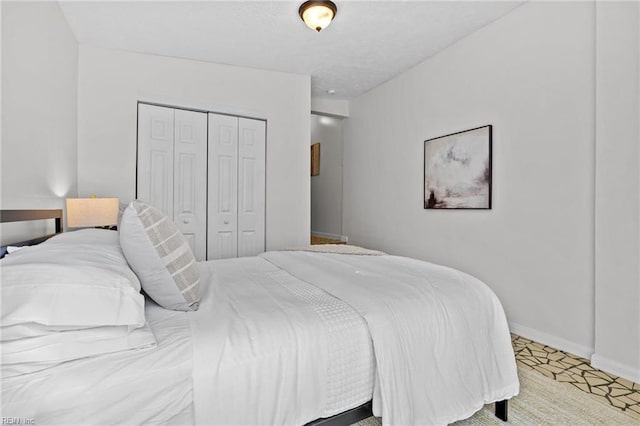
[299,1,337,32]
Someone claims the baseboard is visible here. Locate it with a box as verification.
[509,322,594,360]
[311,231,348,243]
[591,354,640,383]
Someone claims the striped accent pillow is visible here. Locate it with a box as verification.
[119,201,200,311]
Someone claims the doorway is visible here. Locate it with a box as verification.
[310,113,346,244]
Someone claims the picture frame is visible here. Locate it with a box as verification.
[311,142,320,176]
[423,125,492,209]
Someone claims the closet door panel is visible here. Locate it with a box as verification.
[237,118,266,257]
[137,104,175,214]
[174,109,207,261]
[208,113,239,260]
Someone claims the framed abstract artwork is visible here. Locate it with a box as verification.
[424,125,492,209]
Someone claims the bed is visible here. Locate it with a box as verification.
[0,208,518,425]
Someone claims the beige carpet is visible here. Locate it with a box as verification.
[356,367,640,425]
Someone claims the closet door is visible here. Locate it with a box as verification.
[237,118,266,257]
[173,109,207,260]
[137,104,174,215]
[208,113,239,260]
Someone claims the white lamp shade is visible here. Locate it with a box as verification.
[66,198,119,228]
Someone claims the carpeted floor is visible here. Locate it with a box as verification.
[356,366,640,425]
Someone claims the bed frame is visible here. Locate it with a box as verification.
[0,209,509,424]
[305,400,507,425]
[0,209,63,257]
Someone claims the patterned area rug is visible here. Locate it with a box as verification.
[355,366,640,425]
[512,334,640,415]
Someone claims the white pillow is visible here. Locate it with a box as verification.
[118,201,129,228]
[119,201,200,311]
[3,230,141,293]
[1,322,97,340]
[44,228,119,246]
[1,323,156,378]
[6,246,27,254]
[1,263,145,328]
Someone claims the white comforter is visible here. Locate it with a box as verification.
[190,257,375,425]
[260,251,520,425]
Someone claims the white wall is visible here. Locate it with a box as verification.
[344,2,596,357]
[593,1,640,382]
[77,46,310,249]
[311,114,344,238]
[1,1,78,242]
[311,98,349,118]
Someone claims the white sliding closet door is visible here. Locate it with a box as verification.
[208,113,239,260]
[208,113,265,260]
[237,118,266,257]
[173,109,207,260]
[137,104,207,261]
[137,104,174,215]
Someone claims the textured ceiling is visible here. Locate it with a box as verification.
[59,1,523,100]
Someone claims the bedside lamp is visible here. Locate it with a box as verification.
[66,196,119,228]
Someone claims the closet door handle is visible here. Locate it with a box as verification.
[224,220,229,225]
[183,219,190,224]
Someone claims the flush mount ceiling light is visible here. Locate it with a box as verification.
[299,1,337,32]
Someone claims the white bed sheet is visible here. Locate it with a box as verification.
[1,301,194,425]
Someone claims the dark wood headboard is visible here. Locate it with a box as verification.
[0,209,63,256]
